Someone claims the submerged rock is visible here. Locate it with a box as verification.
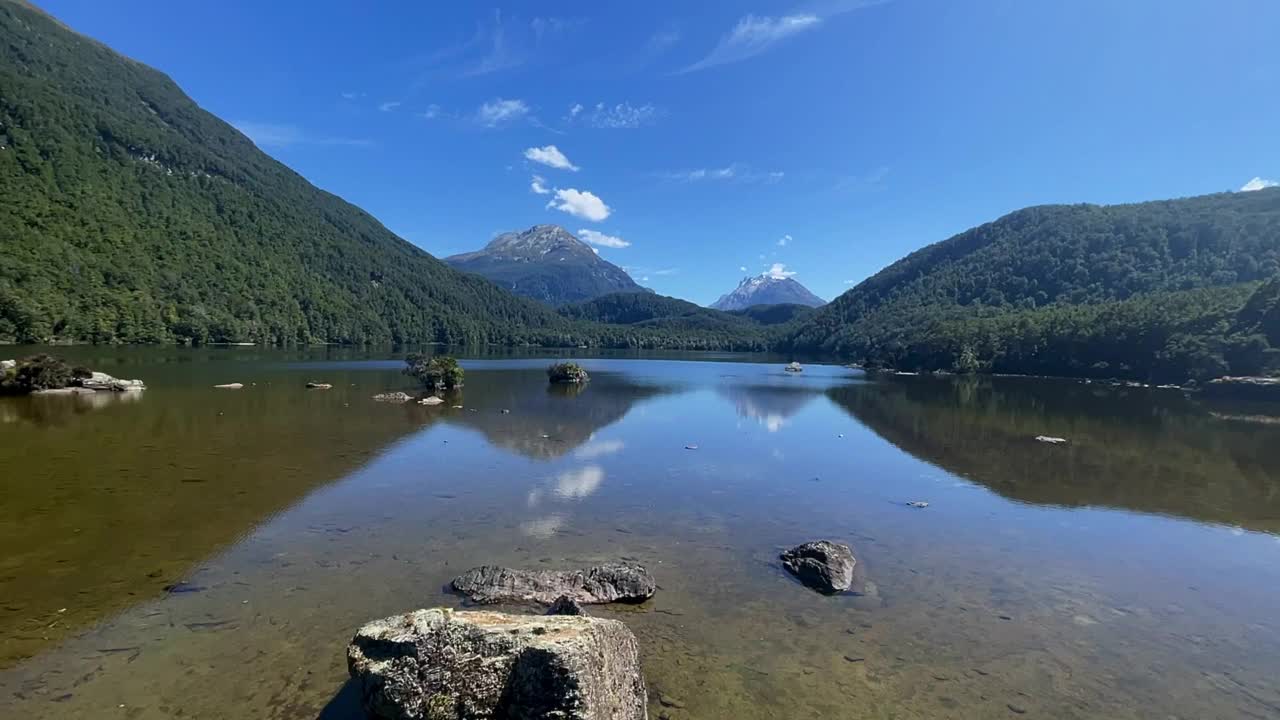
[419,396,445,406]
[784,361,803,373]
[306,382,333,389]
[1202,375,1280,401]
[547,595,588,616]
[1035,435,1068,444]
[452,563,656,606]
[31,386,95,396]
[214,383,244,390]
[372,391,413,403]
[347,608,647,720]
[780,540,857,594]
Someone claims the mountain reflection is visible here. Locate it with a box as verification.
[444,368,672,459]
[717,382,822,432]
[0,374,427,667]
[828,375,1280,534]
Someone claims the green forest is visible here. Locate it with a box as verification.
[5,0,1280,383]
[787,190,1280,381]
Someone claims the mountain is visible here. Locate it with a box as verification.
[445,225,648,306]
[710,275,825,311]
[788,189,1280,382]
[0,0,578,346]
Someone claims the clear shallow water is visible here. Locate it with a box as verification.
[2,348,1280,718]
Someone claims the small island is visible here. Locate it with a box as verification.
[1,354,145,395]
[404,354,464,391]
[547,362,590,384]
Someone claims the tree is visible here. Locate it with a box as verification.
[404,354,464,390]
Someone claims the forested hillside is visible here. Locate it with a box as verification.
[0,0,577,346]
[789,189,1280,381]
[726,304,817,326]
[558,292,773,350]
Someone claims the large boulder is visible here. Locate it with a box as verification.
[347,608,647,720]
[780,540,856,594]
[80,371,146,392]
[452,563,656,606]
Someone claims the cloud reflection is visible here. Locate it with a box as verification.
[553,465,605,499]
[574,439,625,459]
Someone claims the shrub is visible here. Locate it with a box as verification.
[0,354,75,394]
[547,362,590,384]
[404,354,464,390]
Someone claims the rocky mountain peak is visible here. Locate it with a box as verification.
[710,274,825,311]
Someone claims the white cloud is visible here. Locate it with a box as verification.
[677,14,822,73]
[641,276,650,282]
[633,27,681,69]
[378,100,401,112]
[1241,177,1279,192]
[578,229,630,248]
[233,122,371,148]
[547,188,611,221]
[844,279,856,285]
[569,102,584,117]
[463,9,522,76]
[834,165,890,191]
[765,263,797,279]
[739,266,748,272]
[554,465,605,499]
[340,91,364,100]
[575,439,625,459]
[653,268,678,276]
[524,144,579,171]
[660,163,782,183]
[580,102,661,129]
[476,98,529,127]
[530,175,551,195]
[778,234,792,247]
[420,104,442,119]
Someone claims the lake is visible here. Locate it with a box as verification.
[2,347,1280,719]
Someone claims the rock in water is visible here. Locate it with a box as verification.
[1035,435,1068,444]
[79,371,145,392]
[306,382,333,389]
[214,383,244,390]
[452,563,656,605]
[419,395,445,405]
[373,391,413,403]
[784,361,803,373]
[547,595,588,616]
[780,540,856,594]
[347,608,647,720]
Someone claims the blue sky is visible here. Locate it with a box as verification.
[38,0,1280,305]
